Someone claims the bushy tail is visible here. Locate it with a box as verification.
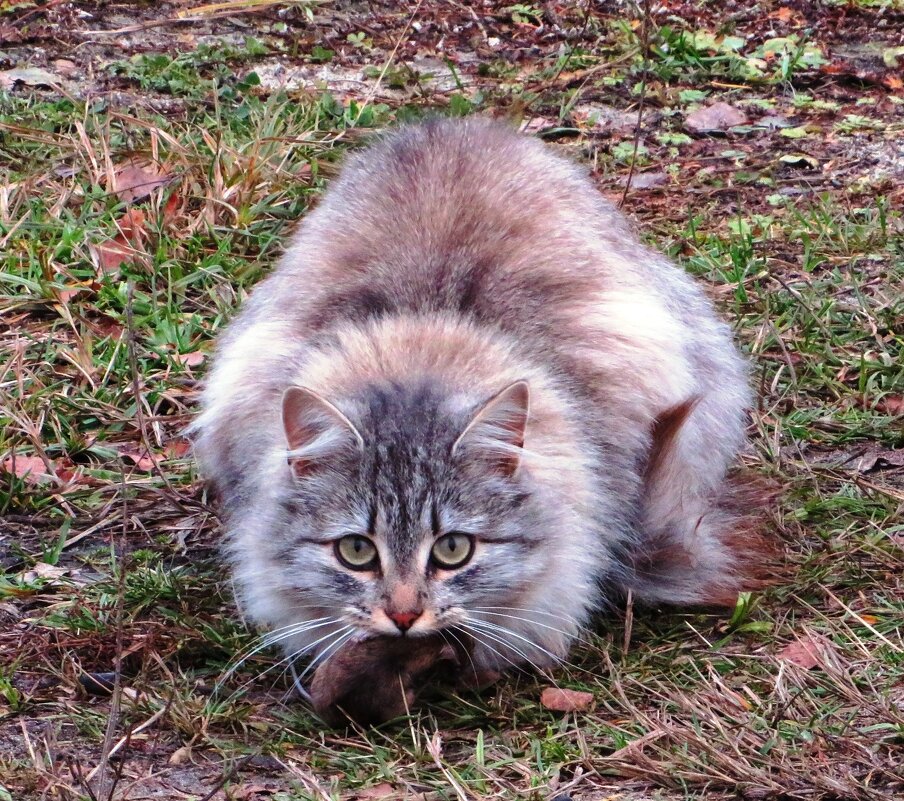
[624,400,782,607]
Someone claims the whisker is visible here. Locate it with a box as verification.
[457,621,549,677]
[471,606,582,624]
[296,627,358,684]
[214,624,353,705]
[464,618,573,668]
[440,628,481,688]
[451,625,525,676]
[470,610,590,645]
[216,617,340,688]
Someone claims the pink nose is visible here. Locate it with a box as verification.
[387,610,422,632]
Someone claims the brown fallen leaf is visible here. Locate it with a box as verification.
[619,171,668,190]
[164,439,192,459]
[52,59,78,78]
[778,635,829,670]
[0,67,63,90]
[685,102,748,134]
[168,745,192,765]
[20,562,69,583]
[876,395,904,416]
[172,350,207,368]
[852,447,904,474]
[89,208,148,277]
[1,454,52,483]
[118,445,158,472]
[354,783,396,799]
[112,159,172,205]
[540,687,594,712]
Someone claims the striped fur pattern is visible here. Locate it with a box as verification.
[193,118,771,675]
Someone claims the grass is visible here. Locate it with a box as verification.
[1,1,903,799]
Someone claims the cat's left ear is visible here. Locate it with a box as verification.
[282,387,363,477]
[453,381,529,477]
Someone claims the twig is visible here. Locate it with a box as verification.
[351,0,423,127]
[619,0,651,208]
[124,280,206,513]
[90,467,129,800]
[622,589,634,656]
[86,705,169,783]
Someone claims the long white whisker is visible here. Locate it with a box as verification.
[214,624,353,704]
[470,605,579,621]
[297,627,359,684]
[464,618,574,669]
[471,610,587,644]
[282,626,356,703]
[451,625,525,676]
[457,621,549,676]
[440,628,481,688]
[216,617,340,688]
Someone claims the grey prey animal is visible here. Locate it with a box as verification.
[193,117,774,682]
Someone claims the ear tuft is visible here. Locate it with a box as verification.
[282,387,363,477]
[453,380,529,477]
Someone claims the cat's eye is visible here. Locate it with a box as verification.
[431,533,474,569]
[335,535,378,570]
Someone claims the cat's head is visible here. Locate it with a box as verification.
[273,378,556,647]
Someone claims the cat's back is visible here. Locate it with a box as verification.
[243,118,643,335]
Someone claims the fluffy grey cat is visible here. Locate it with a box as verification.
[194,118,772,679]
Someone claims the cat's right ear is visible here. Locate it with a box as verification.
[282,387,363,478]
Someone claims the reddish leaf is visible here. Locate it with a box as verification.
[89,208,148,277]
[112,160,172,205]
[1,455,52,483]
[118,445,158,472]
[164,439,192,459]
[685,102,748,134]
[876,395,904,416]
[172,350,206,368]
[540,687,594,712]
[778,635,828,669]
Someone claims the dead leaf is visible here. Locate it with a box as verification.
[118,445,158,472]
[684,102,748,134]
[619,171,668,190]
[0,67,63,90]
[164,439,192,459]
[779,153,820,170]
[172,350,206,368]
[20,562,69,584]
[778,635,829,669]
[354,783,396,799]
[232,782,283,800]
[112,160,172,205]
[1,454,52,483]
[768,6,799,23]
[168,745,192,765]
[876,395,904,416]
[857,448,904,473]
[540,687,594,712]
[52,59,78,78]
[89,208,147,277]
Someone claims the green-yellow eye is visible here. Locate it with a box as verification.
[335,536,378,570]
[431,533,474,569]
